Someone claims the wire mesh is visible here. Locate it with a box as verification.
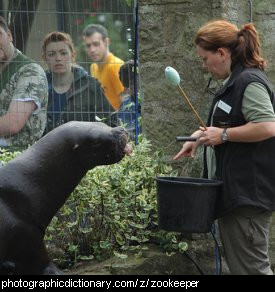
[0,0,138,150]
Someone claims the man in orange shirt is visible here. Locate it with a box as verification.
[82,24,124,111]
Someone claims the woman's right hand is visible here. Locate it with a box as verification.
[173,140,199,160]
[173,130,203,160]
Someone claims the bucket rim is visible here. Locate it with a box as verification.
[155,176,223,186]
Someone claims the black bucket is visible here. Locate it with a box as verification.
[155,176,223,233]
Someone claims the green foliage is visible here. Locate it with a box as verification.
[0,148,21,165]
[46,137,186,267]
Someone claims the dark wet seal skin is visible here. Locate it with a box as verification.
[0,121,131,275]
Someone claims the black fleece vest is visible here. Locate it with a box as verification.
[205,63,275,218]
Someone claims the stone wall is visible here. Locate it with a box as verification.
[138,0,275,272]
[139,0,275,174]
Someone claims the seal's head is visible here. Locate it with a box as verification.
[73,122,132,169]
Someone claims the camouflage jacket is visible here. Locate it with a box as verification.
[0,49,48,150]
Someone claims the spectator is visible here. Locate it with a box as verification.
[0,16,48,150]
[117,60,141,140]
[41,31,116,134]
[82,24,124,111]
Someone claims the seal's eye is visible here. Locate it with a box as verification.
[73,144,79,150]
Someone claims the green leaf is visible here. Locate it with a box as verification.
[114,251,128,259]
[178,242,188,252]
[115,233,125,245]
[95,115,103,121]
[129,222,146,229]
[79,227,93,234]
[99,241,111,249]
[68,245,78,253]
[130,236,140,241]
[67,221,77,228]
[166,251,176,257]
[79,255,94,260]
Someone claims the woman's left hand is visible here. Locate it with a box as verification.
[199,126,224,146]
[199,122,275,145]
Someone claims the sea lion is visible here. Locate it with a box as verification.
[0,121,132,275]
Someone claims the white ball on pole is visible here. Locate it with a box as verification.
[164,66,207,129]
[165,66,180,86]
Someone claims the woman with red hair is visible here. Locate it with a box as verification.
[41,31,115,134]
[174,20,275,275]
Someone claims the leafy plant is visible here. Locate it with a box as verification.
[0,148,21,165]
[46,136,187,267]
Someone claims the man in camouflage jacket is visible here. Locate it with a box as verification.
[0,16,48,150]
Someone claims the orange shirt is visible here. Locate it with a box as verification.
[90,53,124,111]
